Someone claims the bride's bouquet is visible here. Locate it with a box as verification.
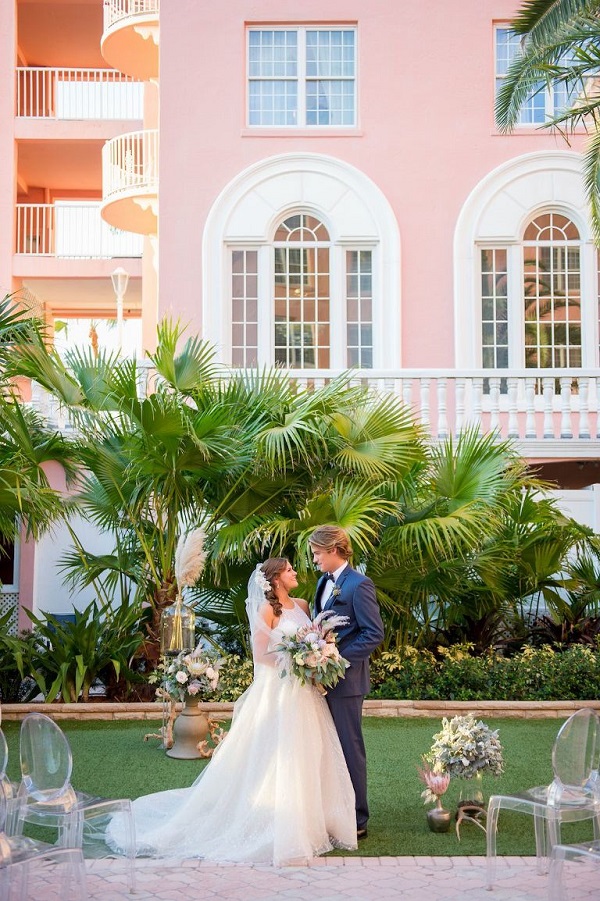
[274,610,350,691]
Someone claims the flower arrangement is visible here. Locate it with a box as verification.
[160,646,223,703]
[274,610,350,691]
[426,714,504,780]
[417,759,451,808]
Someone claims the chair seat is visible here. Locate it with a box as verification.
[527,784,599,809]
[20,789,129,829]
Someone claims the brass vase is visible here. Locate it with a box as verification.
[426,800,451,833]
[166,697,209,759]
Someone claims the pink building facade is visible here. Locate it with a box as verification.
[1,0,599,622]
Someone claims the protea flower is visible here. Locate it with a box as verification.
[417,759,451,807]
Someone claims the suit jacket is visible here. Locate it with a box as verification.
[314,565,384,698]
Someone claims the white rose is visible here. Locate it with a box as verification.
[175,671,189,684]
[205,666,216,680]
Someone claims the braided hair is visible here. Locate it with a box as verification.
[259,557,289,618]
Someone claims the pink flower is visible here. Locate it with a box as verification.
[417,760,450,801]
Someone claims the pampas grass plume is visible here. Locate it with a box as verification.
[175,528,206,589]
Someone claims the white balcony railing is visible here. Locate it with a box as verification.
[288,368,600,444]
[16,203,143,258]
[31,367,600,455]
[102,129,158,200]
[104,0,160,30]
[16,67,143,119]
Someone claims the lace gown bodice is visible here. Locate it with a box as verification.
[107,600,356,866]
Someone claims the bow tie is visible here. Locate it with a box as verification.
[325,572,335,582]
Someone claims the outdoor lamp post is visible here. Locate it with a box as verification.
[110,266,129,353]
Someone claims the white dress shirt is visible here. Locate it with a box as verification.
[320,561,348,608]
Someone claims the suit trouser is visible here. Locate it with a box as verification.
[326,693,368,829]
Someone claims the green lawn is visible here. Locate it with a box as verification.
[2,716,594,857]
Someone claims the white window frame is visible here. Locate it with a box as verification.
[476,224,597,371]
[495,25,578,126]
[246,26,357,128]
[204,153,401,369]
[0,535,19,594]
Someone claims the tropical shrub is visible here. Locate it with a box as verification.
[0,611,39,702]
[369,643,600,702]
[23,599,146,702]
[211,655,254,701]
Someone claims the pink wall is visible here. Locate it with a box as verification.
[158,0,587,367]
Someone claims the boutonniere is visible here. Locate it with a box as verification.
[332,587,342,598]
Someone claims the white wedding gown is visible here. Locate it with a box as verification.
[107,602,357,865]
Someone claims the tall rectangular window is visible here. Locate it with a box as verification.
[481,248,508,370]
[231,250,258,367]
[346,250,373,368]
[248,27,356,127]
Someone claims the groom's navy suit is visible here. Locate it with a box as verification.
[315,565,384,831]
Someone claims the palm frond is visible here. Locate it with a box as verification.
[511,0,599,41]
[148,319,219,390]
[582,124,600,243]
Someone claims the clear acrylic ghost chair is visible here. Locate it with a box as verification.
[0,746,88,900]
[10,713,136,893]
[0,728,19,834]
[549,839,600,901]
[486,708,600,889]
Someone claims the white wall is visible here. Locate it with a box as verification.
[550,484,600,532]
[32,514,115,618]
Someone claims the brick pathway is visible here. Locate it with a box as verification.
[20,855,600,901]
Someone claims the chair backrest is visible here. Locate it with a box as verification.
[0,729,7,780]
[552,708,600,788]
[0,781,6,835]
[19,713,73,802]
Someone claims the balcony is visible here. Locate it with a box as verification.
[16,68,143,120]
[101,0,160,81]
[289,368,598,459]
[101,130,158,235]
[33,366,600,461]
[15,203,143,259]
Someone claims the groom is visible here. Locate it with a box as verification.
[309,525,384,840]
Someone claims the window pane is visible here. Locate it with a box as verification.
[523,213,582,369]
[230,250,258,367]
[495,27,573,125]
[346,249,373,368]
[273,214,330,368]
[249,27,355,127]
[480,248,508,370]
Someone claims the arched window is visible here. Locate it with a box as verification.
[229,208,376,370]
[204,153,400,370]
[522,213,581,369]
[273,213,331,368]
[455,152,599,373]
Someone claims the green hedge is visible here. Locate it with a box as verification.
[367,644,600,701]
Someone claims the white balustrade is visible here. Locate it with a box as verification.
[27,368,600,450]
[16,68,143,120]
[102,130,159,200]
[104,0,160,30]
[16,203,143,258]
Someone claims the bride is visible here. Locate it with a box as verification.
[107,557,357,865]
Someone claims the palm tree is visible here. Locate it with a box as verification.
[8,318,427,663]
[496,0,600,240]
[0,296,76,544]
[8,314,590,665]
